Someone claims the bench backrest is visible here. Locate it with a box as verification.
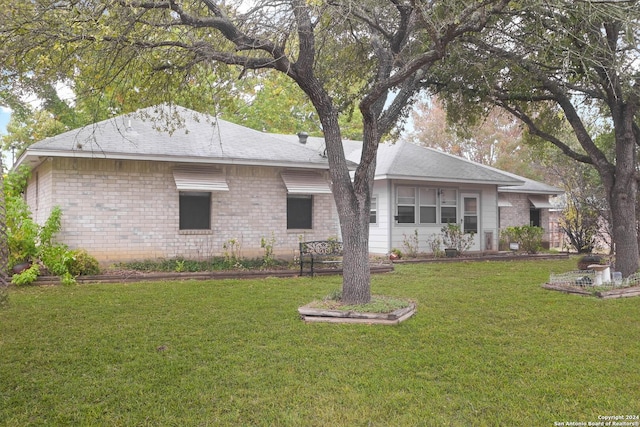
[300,241,343,256]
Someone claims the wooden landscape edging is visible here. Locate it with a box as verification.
[542,283,640,299]
[298,302,417,325]
[393,252,569,264]
[32,264,394,285]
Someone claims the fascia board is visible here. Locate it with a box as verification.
[377,174,525,187]
[16,149,333,170]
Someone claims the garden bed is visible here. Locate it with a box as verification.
[32,263,395,285]
[298,300,416,324]
[542,283,640,299]
[543,269,640,299]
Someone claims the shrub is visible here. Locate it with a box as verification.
[68,249,101,276]
[426,233,444,258]
[402,230,420,258]
[441,223,475,255]
[502,226,544,254]
[11,263,41,286]
[577,254,604,270]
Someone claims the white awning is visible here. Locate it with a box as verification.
[281,170,332,194]
[529,195,553,209]
[173,166,229,191]
[498,195,512,207]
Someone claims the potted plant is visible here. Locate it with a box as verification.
[441,223,475,257]
[389,248,402,260]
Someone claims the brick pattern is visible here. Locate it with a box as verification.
[499,193,552,243]
[29,158,339,264]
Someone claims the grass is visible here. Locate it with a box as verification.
[1,257,639,426]
[307,291,413,313]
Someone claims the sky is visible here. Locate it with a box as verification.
[0,106,9,135]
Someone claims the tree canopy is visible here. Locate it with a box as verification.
[426,0,640,275]
[1,0,511,303]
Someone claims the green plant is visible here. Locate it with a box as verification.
[426,233,444,258]
[174,260,186,273]
[260,233,276,267]
[11,263,40,286]
[67,249,101,276]
[502,225,544,254]
[222,238,242,265]
[390,248,402,258]
[402,229,420,258]
[441,223,475,254]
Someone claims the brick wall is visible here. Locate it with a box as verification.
[499,193,552,244]
[29,158,339,264]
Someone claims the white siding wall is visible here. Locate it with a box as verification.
[369,180,391,254]
[384,180,500,255]
[26,158,340,264]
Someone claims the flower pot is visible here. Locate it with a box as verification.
[12,262,32,274]
[445,248,458,258]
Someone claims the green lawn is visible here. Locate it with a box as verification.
[1,258,639,426]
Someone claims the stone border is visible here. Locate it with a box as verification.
[298,302,416,325]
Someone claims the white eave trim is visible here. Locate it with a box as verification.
[281,170,332,194]
[173,166,229,191]
[529,195,554,209]
[378,174,524,186]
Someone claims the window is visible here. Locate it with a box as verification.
[397,187,416,223]
[287,195,312,229]
[179,192,211,230]
[396,185,458,224]
[370,196,378,224]
[419,188,437,223]
[440,189,458,224]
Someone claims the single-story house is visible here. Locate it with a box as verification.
[15,105,345,263]
[15,105,563,263]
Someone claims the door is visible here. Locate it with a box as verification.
[462,194,480,251]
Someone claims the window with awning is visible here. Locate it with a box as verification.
[173,166,229,192]
[529,195,553,209]
[281,170,331,194]
[498,195,513,207]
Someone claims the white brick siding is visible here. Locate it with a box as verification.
[27,158,339,264]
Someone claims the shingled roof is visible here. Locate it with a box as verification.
[341,141,523,186]
[16,105,332,170]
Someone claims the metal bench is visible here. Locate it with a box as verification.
[299,240,343,277]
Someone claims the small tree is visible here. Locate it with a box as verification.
[559,198,600,254]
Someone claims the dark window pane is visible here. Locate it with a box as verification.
[420,206,436,223]
[180,192,211,230]
[287,195,312,229]
[397,206,415,223]
[464,216,478,233]
[441,207,457,224]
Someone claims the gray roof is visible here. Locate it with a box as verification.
[16,105,332,170]
[495,170,564,195]
[343,141,524,186]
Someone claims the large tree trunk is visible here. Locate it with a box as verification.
[313,95,373,305]
[605,111,639,277]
